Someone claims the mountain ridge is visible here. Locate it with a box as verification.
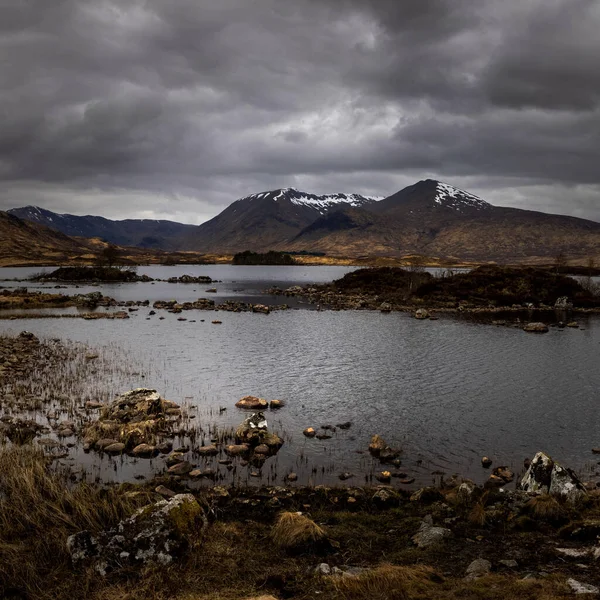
[8,180,600,262]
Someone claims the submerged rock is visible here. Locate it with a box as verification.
[520,452,586,501]
[523,322,549,333]
[67,494,206,575]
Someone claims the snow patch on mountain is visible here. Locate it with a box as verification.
[434,182,491,211]
[242,188,383,214]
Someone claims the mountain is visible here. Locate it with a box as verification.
[7,206,197,250]
[9,181,600,262]
[185,188,382,253]
[284,180,600,261]
[0,211,97,266]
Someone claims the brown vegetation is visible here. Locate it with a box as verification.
[271,511,328,552]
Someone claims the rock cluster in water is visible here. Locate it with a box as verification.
[82,388,182,454]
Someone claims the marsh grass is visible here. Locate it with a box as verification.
[271,511,328,552]
[0,445,149,599]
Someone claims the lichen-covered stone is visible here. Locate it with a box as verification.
[520,451,586,502]
[67,494,206,575]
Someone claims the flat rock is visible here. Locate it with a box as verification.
[197,444,219,456]
[131,443,158,458]
[235,395,268,409]
[167,461,193,476]
[104,442,125,454]
[412,518,452,548]
[567,578,600,594]
[226,444,250,456]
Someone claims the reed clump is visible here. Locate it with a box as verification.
[0,445,147,600]
[271,511,328,552]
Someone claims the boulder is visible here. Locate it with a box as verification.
[465,558,492,580]
[554,296,573,309]
[379,302,392,313]
[303,427,317,438]
[414,308,430,320]
[520,451,586,501]
[523,322,549,333]
[481,456,492,468]
[368,434,387,456]
[168,461,194,476]
[104,442,125,454]
[236,396,269,410]
[225,444,250,456]
[372,488,401,508]
[131,443,158,458]
[197,444,219,456]
[67,494,206,575]
[165,452,185,466]
[412,516,452,548]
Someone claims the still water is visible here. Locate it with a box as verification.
[1,265,599,489]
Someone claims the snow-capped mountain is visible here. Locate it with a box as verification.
[9,179,600,261]
[239,188,383,214]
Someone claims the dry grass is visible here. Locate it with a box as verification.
[525,495,564,522]
[329,564,436,599]
[0,445,149,600]
[271,512,328,552]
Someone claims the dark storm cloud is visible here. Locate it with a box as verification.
[0,0,599,222]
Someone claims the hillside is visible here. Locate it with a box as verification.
[0,211,97,266]
[8,206,197,250]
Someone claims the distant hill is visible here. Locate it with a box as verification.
[8,206,197,250]
[0,211,96,266]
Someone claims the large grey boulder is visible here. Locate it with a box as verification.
[520,452,586,502]
[67,494,206,575]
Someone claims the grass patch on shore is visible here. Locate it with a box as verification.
[0,444,588,600]
[0,446,150,600]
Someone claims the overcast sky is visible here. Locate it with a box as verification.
[1,0,599,224]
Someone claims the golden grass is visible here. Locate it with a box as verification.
[329,564,436,600]
[271,511,327,551]
[525,495,564,522]
[0,445,149,600]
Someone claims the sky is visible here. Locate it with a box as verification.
[1,0,600,224]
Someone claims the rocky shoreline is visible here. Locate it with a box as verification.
[2,332,600,598]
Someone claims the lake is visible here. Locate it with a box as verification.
[1,265,599,490]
